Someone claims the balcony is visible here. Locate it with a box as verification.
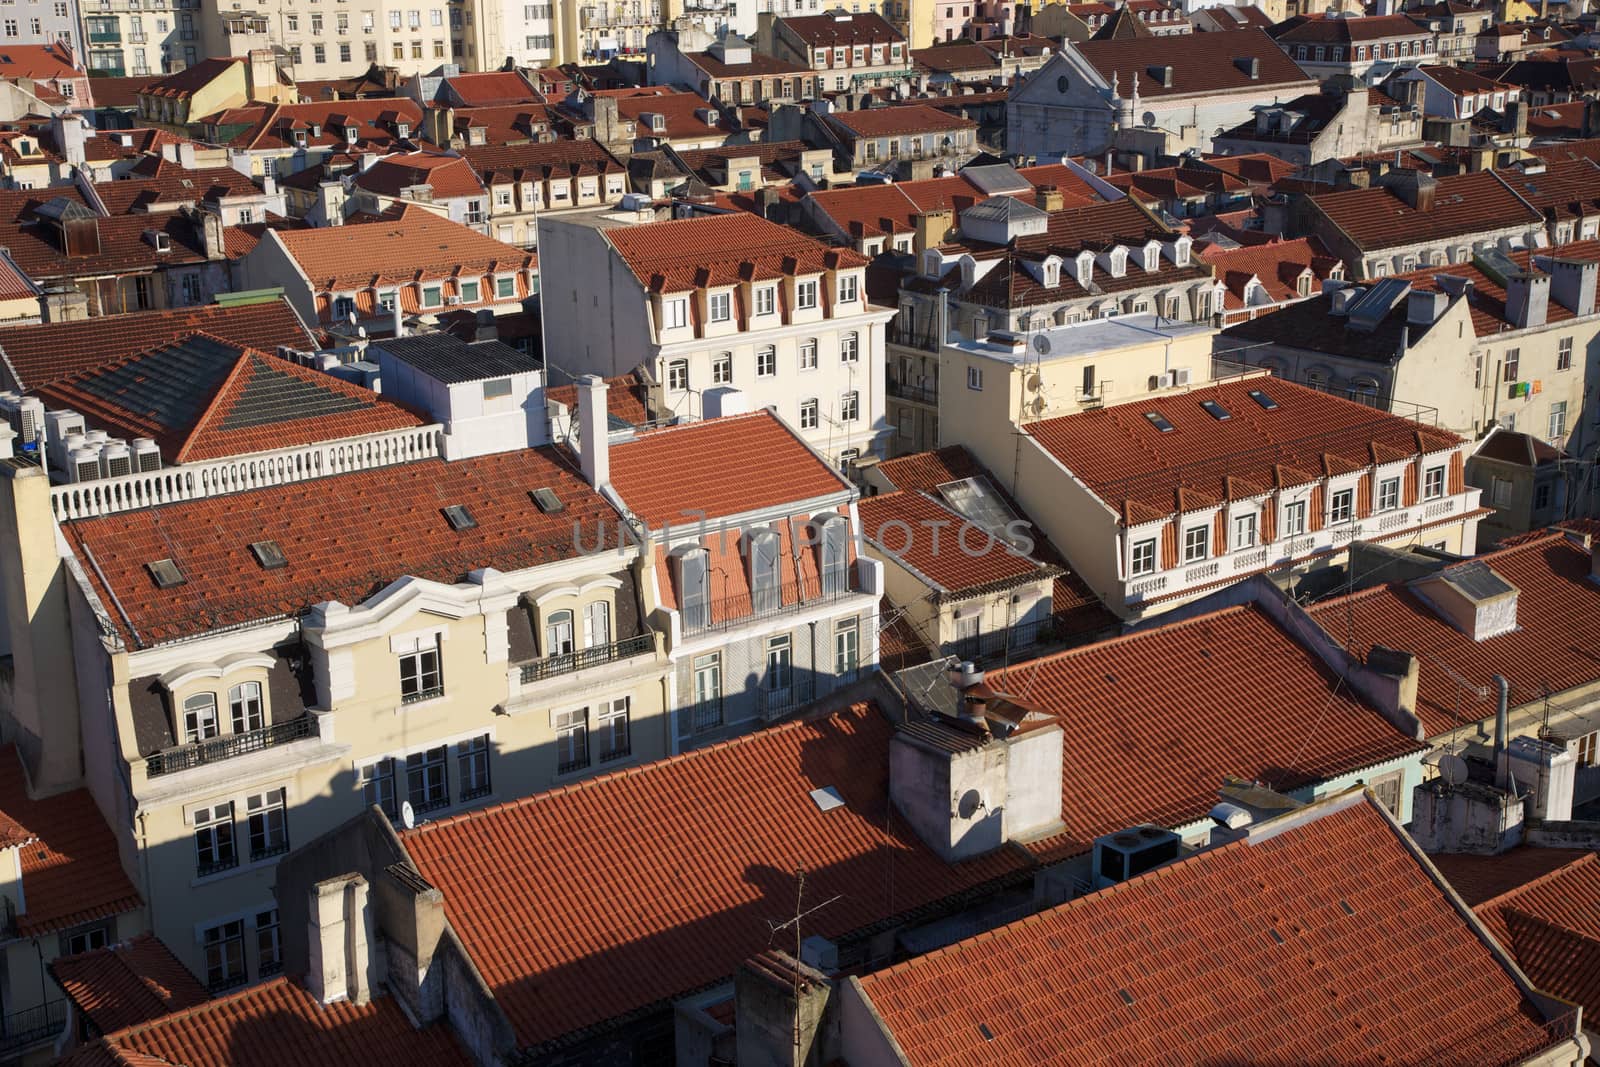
[0,1001,67,1058]
[682,575,860,636]
[145,715,317,777]
[944,615,1057,666]
[759,676,817,722]
[87,27,122,41]
[887,377,938,405]
[519,632,654,683]
[887,321,940,353]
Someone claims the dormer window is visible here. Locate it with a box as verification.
[1110,247,1128,278]
[1143,242,1160,272]
[345,125,359,142]
[1042,255,1061,287]
[1076,250,1094,285]
[467,126,485,145]
[672,546,710,630]
[743,529,781,613]
[815,515,849,595]
[396,123,411,138]
[795,278,818,310]
[708,290,732,323]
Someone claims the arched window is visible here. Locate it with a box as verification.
[183,693,218,744]
[545,609,575,656]
[229,682,262,734]
[673,546,711,630]
[667,358,689,391]
[816,515,849,595]
[744,529,782,613]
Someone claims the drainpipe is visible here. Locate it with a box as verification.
[1493,674,1510,788]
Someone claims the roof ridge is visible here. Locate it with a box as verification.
[409,703,881,836]
[1479,851,1599,912]
[1502,903,1600,948]
[166,333,256,464]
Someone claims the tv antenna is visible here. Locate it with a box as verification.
[765,867,841,1059]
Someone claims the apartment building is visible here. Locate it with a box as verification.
[0,43,91,103]
[646,27,819,103]
[135,52,294,131]
[193,97,425,179]
[758,10,912,94]
[349,152,491,230]
[1268,12,1435,83]
[538,209,894,473]
[0,0,79,57]
[1007,30,1317,162]
[454,139,629,246]
[79,3,189,80]
[1220,245,1600,452]
[823,102,978,170]
[947,375,1483,619]
[199,0,454,78]
[1202,236,1344,324]
[1393,64,1520,120]
[239,206,538,332]
[1210,86,1423,166]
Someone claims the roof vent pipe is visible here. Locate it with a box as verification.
[1493,674,1510,788]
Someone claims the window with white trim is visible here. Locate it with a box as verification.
[1378,476,1401,512]
[1130,538,1156,576]
[1558,336,1573,371]
[799,339,818,370]
[840,391,860,421]
[967,366,982,390]
[796,279,818,309]
[818,516,850,595]
[1550,401,1568,440]
[398,636,443,704]
[1422,465,1446,500]
[755,286,775,316]
[1182,525,1209,562]
[583,600,611,648]
[194,802,236,877]
[556,708,588,774]
[765,635,792,694]
[422,284,442,308]
[1283,500,1307,536]
[183,693,218,744]
[709,291,732,322]
[667,358,689,391]
[496,276,516,299]
[246,788,288,861]
[203,920,246,991]
[800,398,819,430]
[838,274,858,303]
[359,758,398,819]
[840,332,859,362]
[458,734,491,800]
[834,616,859,675]
[256,908,282,977]
[757,346,777,377]
[1329,489,1353,524]
[712,352,733,384]
[405,745,449,813]
[229,682,262,734]
[663,297,688,329]
[1232,513,1256,550]
[598,697,630,763]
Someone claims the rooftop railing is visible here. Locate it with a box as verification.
[146,715,317,777]
[519,632,654,683]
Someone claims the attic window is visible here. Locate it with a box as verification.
[1247,389,1277,411]
[530,487,564,514]
[249,540,288,570]
[1144,412,1174,433]
[442,504,478,531]
[977,1023,996,1042]
[808,785,845,812]
[1200,400,1231,421]
[1339,899,1356,916]
[146,558,186,589]
[1268,928,1285,945]
[1116,989,1135,1006]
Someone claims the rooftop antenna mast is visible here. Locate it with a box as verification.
[765,866,841,1063]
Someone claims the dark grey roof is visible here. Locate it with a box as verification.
[371,333,541,384]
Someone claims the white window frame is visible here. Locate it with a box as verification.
[1377,476,1401,512]
[708,290,732,323]
[1329,488,1354,525]
[1423,465,1446,500]
[1283,500,1307,537]
[800,398,819,430]
[1182,525,1209,563]
[796,278,818,310]
[1130,537,1156,576]
[1232,512,1256,550]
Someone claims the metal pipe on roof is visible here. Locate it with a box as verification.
[1493,673,1510,788]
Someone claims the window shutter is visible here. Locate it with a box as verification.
[1309,486,1326,532]
[819,518,849,595]
[1403,464,1419,507]
[1356,474,1373,519]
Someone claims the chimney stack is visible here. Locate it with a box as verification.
[1035,183,1064,211]
[1542,257,1596,316]
[734,951,835,1067]
[576,374,611,489]
[911,209,953,256]
[306,873,376,1006]
[1504,270,1549,329]
[38,286,89,323]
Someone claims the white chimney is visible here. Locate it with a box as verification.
[577,374,610,489]
[305,873,376,1007]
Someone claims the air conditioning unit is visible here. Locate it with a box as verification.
[52,431,85,477]
[1173,367,1192,386]
[0,394,44,453]
[132,437,161,472]
[70,445,102,482]
[46,408,85,445]
[445,295,463,305]
[100,440,132,478]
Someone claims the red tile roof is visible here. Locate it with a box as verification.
[352,151,487,200]
[140,57,244,100]
[0,296,316,390]
[448,103,561,144]
[1308,531,1600,738]
[826,103,976,139]
[1076,29,1314,98]
[269,205,534,299]
[875,444,985,490]
[544,372,652,426]
[201,98,424,154]
[608,410,852,528]
[61,977,473,1067]
[601,209,868,293]
[1309,170,1543,252]
[401,704,1031,1050]
[93,160,264,214]
[0,744,143,935]
[1202,235,1341,312]
[52,935,209,1034]
[1025,377,1461,522]
[0,43,84,83]
[856,795,1568,1067]
[1394,239,1600,335]
[1271,11,1430,41]
[36,333,426,464]
[62,446,624,647]
[859,490,1049,594]
[439,70,542,107]
[985,603,1424,861]
[1432,846,1594,906]
[458,137,623,184]
[778,10,905,45]
[1473,852,1600,1026]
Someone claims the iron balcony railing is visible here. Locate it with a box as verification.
[146,715,316,777]
[887,377,938,405]
[683,698,723,735]
[519,632,654,684]
[759,676,816,721]
[401,685,444,705]
[0,1000,67,1056]
[683,575,857,636]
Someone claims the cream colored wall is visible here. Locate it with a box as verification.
[933,579,1053,647]
[868,548,939,647]
[1467,323,1594,445]
[0,293,38,322]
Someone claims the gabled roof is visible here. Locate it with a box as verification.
[199,98,424,153]
[601,210,867,292]
[62,445,625,647]
[0,296,316,390]
[859,490,1053,595]
[1473,851,1600,1028]
[1270,11,1430,42]
[1024,377,1461,521]
[93,161,263,214]
[855,794,1572,1066]
[1091,4,1154,39]
[270,205,534,292]
[352,151,487,200]
[1308,171,1542,251]
[139,56,243,100]
[52,935,210,1035]
[545,372,653,428]
[684,48,813,78]
[1202,235,1340,310]
[58,977,474,1067]
[1309,531,1600,738]
[0,43,83,82]
[437,69,542,107]
[0,744,143,936]
[608,410,852,528]
[1075,29,1314,98]
[400,704,1031,1051]
[825,103,976,139]
[458,137,623,184]
[36,333,427,464]
[778,10,905,46]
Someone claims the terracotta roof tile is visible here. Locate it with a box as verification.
[69,977,472,1067]
[35,332,427,464]
[857,796,1567,1066]
[0,296,316,390]
[353,152,487,200]
[52,935,209,1034]
[62,446,624,647]
[601,210,868,293]
[983,604,1425,861]
[778,10,904,45]
[859,490,1048,594]
[140,56,244,100]
[401,704,1031,1050]
[1076,29,1314,98]
[0,744,143,935]
[545,373,652,427]
[825,103,976,139]
[1025,377,1460,520]
[1272,11,1430,41]
[1202,235,1340,312]
[1432,846,1595,907]
[1308,532,1600,738]
[93,162,263,214]
[1309,170,1542,252]
[458,137,623,183]
[438,70,542,107]
[608,410,852,528]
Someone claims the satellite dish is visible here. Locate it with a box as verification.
[400,800,416,829]
[1437,754,1469,787]
[1032,334,1052,356]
